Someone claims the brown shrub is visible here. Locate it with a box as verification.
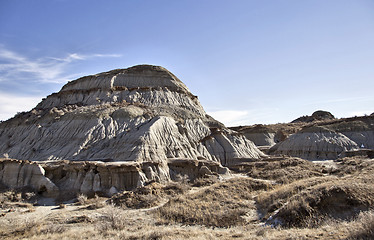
[191,175,220,187]
[98,205,129,232]
[77,193,88,205]
[110,181,190,209]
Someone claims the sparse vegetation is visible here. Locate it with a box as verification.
[1,156,374,239]
[156,178,271,227]
[77,193,88,205]
[110,181,190,209]
[347,210,374,240]
[255,158,374,228]
[242,157,325,183]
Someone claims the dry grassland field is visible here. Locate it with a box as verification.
[1,156,374,240]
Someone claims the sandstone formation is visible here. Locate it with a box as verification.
[0,65,264,196]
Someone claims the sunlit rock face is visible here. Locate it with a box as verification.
[271,126,359,160]
[0,65,263,164]
[0,65,264,194]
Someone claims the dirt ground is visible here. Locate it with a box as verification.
[1,157,373,240]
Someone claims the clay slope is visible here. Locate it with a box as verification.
[0,65,264,195]
[272,116,374,160]
[271,126,359,160]
[234,113,374,160]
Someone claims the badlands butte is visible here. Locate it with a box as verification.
[1,65,374,239]
[0,65,264,198]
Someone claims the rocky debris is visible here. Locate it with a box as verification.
[167,158,229,181]
[0,65,264,196]
[292,110,335,123]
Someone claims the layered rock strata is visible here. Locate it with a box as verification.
[0,158,227,198]
[270,126,360,160]
[0,159,58,197]
[234,114,374,160]
[0,65,264,195]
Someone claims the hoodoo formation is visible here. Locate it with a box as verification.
[0,65,264,197]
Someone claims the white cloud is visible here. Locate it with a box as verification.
[0,46,122,84]
[48,53,122,63]
[207,110,250,126]
[0,92,42,121]
[347,110,373,117]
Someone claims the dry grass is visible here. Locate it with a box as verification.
[334,157,374,176]
[0,190,36,214]
[256,176,334,217]
[234,157,325,184]
[256,168,374,228]
[347,210,374,240]
[1,156,374,239]
[110,181,190,209]
[75,193,106,209]
[76,193,88,205]
[156,178,272,227]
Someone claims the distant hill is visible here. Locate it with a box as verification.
[291,110,335,123]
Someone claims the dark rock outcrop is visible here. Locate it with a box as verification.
[292,110,335,123]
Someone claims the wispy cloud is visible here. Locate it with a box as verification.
[0,91,43,121]
[48,53,122,63]
[0,46,122,84]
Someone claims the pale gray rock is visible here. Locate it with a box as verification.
[198,166,212,176]
[243,132,277,147]
[271,126,359,160]
[0,65,263,166]
[93,173,101,192]
[341,131,374,149]
[109,186,119,195]
[0,159,59,197]
[0,65,265,196]
[230,125,285,147]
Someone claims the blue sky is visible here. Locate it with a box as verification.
[0,0,373,126]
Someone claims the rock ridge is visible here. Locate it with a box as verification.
[0,65,265,195]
